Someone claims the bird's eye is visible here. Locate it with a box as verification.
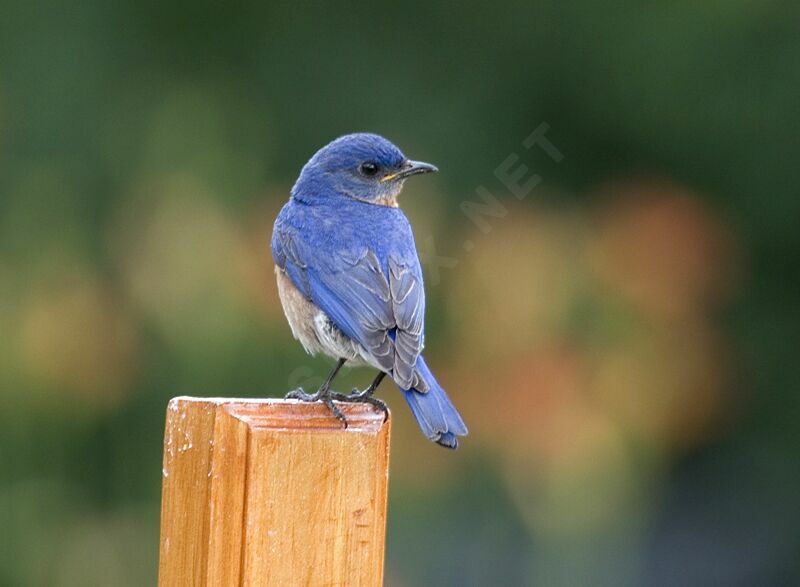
[359,162,379,177]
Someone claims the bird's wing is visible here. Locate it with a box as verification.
[273,215,427,391]
[386,255,426,390]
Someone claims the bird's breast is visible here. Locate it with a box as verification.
[275,266,320,354]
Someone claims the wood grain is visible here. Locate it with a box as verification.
[157,397,391,587]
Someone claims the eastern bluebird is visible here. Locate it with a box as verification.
[271,133,468,448]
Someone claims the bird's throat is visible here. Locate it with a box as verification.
[375,194,399,208]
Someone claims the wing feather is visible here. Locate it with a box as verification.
[272,212,426,389]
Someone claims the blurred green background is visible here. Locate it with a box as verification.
[1,1,799,585]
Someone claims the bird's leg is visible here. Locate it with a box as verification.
[352,371,386,399]
[330,371,389,419]
[285,358,348,425]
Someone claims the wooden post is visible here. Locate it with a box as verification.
[157,397,391,586]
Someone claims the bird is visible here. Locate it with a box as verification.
[271,132,468,448]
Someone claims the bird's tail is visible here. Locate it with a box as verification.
[400,356,468,449]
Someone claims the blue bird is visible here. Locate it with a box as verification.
[271,133,468,448]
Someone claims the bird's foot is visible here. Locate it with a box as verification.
[285,387,314,401]
[285,387,348,427]
[329,387,389,421]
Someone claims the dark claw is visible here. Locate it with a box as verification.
[286,386,348,428]
[328,388,389,422]
[285,365,388,426]
[328,391,353,402]
[360,396,389,421]
[321,396,348,428]
[285,387,313,401]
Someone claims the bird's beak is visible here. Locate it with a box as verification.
[381,160,439,182]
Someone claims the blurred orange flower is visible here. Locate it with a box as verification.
[588,178,740,321]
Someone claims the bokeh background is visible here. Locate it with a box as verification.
[1,1,799,585]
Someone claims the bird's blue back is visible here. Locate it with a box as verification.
[273,194,422,290]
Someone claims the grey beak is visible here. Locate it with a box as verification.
[381,160,439,182]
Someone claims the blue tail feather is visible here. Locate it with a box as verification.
[401,356,467,449]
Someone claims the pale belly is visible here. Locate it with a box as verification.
[275,266,375,367]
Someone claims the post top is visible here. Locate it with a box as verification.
[167,396,389,434]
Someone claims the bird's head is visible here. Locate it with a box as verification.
[292,133,438,207]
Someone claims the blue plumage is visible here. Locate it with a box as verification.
[272,133,467,448]
[401,356,467,448]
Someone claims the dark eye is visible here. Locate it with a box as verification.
[359,162,379,177]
